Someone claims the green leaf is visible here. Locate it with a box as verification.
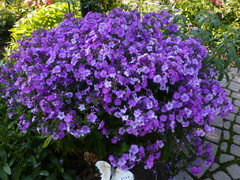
[39,170,49,176]
[218,71,224,81]
[162,145,171,163]
[63,172,73,180]
[198,17,208,27]
[43,136,53,148]
[9,157,16,166]
[49,155,58,165]
[3,163,11,175]
[0,169,8,180]
[224,71,230,82]
[22,175,33,180]
[12,167,22,180]
[46,174,57,180]
[29,155,37,166]
[235,59,240,71]
[0,148,7,163]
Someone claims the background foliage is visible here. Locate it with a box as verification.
[0,8,16,47]
[123,0,240,80]
[7,2,81,54]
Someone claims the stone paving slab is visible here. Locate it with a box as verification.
[223,130,230,140]
[209,163,219,172]
[174,170,193,180]
[233,135,240,145]
[225,113,236,122]
[230,144,240,157]
[205,128,222,143]
[213,171,231,180]
[227,164,240,179]
[220,142,228,152]
[219,154,234,163]
[211,116,223,128]
[233,124,240,134]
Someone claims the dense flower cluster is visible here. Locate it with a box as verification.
[0,9,233,172]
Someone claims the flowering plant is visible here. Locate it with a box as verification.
[211,0,223,6]
[0,9,233,174]
[24,0,53,7]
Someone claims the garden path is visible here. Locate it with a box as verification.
[174,67,240,180]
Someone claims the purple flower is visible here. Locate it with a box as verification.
[65,92,73,98]
[118,127,125,135]
[118,156,127,167]
[52,65,61,74]
[98,121,105,130]
[111,136,118,144]
[129,145,139,154]
[181,93,189,102]
[87,112,97,123]
[78,104,85,111]
[165,102,173,111]
[144,155,155,169]
[153,75,161,83]
[64,113,73,123]
[160,115,167,122]
[204,124,215,134]
[58,112,65,120]
[190,166,202,174]
[134,109,142,117]
[52,100,63,109]
[18,118,30,133]
[52,133,60,140]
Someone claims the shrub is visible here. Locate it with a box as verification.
[0,9,233,174]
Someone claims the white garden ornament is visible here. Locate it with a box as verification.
[95,161,134,180]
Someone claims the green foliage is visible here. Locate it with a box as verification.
[171,0,213,20]
[172,0,240,29]
[0,97,81,179]
[222,0,240,28]
[96,0,123,13]
[0,0,35,24]
[0,8,17,46]
[11,2,79,40]
[171,3,240,80]
[122,0,161,13]
[63,0,123,14]
[7,2,81,53]
[124,0,240,80]
[0,0,45,47]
